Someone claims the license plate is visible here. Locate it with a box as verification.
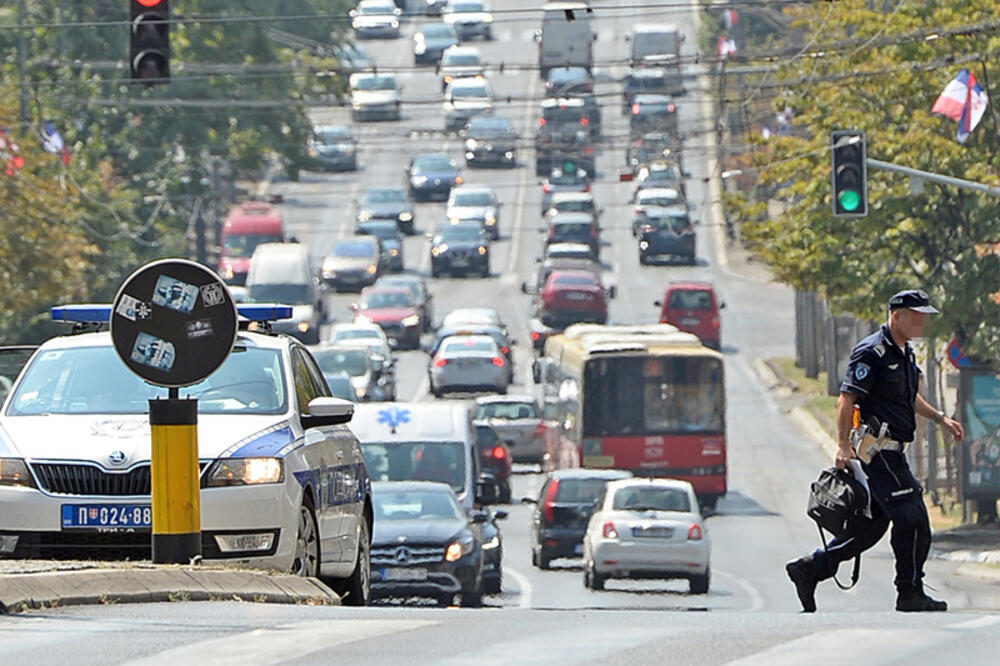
[633,526,673,538]
[565,292,590,301]
[680,316,701,326]
[451,258,469,267]
[62,504,152,529]
[382,567,428,581]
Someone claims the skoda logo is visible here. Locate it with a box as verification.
[394,547,410,563]
[107,450,127,466]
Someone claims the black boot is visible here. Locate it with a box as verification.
[895,583,947,612]
[785,557,817,613]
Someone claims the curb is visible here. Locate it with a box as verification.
[0,566,339,614]
[748,358,837,461]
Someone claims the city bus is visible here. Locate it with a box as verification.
[533,324,726,510]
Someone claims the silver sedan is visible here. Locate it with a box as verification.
[472,395,545,463]
[582,478,711,594]
[429,334,508,397]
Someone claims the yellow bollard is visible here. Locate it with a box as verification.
[149,397,201,563]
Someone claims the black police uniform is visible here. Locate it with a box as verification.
[807,323,932,594]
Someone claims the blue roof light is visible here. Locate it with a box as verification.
[51,304,113,323]
[237,304,293,322]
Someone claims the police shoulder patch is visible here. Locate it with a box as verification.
[854,363,870,381]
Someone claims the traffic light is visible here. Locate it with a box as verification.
[130,0,170,85]
[830,130,868,217]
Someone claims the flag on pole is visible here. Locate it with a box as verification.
[40,121,71,165]
[931,69,989,144]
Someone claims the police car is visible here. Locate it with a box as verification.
[0,305,372,605]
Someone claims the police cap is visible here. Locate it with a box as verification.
[888,289,939,314]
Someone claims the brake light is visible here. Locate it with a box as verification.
[530,331,540,341]
[668,103,676,113]
[711,316,719,329]
[547,226,554,240]
[687,523,703,541]
[533,422,546,438]
[589,226,596,238]
[543,184,551,193]
[631,103,640,115]
[491,446,506,460]
[580,117,588,127]
[602,522,618,539]
[433,357,447,368]
[500,346,510,355]
[492,356,505,368]
[583,184,590,192]
[542,479,559,522]
[538,117,545,126]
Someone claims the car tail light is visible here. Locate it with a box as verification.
[542,183,551,193]
[589,226,596,238]
[583,184,590,192]
[602,522,618,539]
[631,103,640,115]
[668,103,676,113]
[530,331,540,341]
[538,117,545,126]
[580,117,589,127]
[433,357,447,368]
[491,446,506,460]
[533,422,546,438]
[711,316,719,330]
[500,345,510,355]
[687,523,703,541]
[542,479,559,523]
[547,226,555,240]
[492,356,505,368]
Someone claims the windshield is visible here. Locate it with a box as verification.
[552,274,596,286]
[437,226,482,241]
[361,291,414,309]
[362,188,407,204]
[473,401,539,420]
[362,441,467,493]
[450,1,485,12]
[542,107,585,124]
[644,214,690,233]
[554,477,613,503]
[612,486,690,512]
[554,200,592,212]
[445,53,482,66]
[441,337,495,354]
[361,222,398,240]
[373,489,464,521]
[412,156,455,172]
[312,348,369,377]
[7,346,287,416]
[315,128,350,143]
[353,76,396,91]
[547,247,590,260]
[668,290,713,310]
[548,173,586,186]
[422,24,455,38]
[333,241,374,258]
[357,2,395,14]
[451,84,489,98]
[247,283,310,304]
[333,328,380,342]
[583,356,724,436]
[222,234,283,259]
[626,74,668,92]
[639,194,680,207]
[452,192,492,206]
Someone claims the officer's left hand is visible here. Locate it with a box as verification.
[941,417,965,442]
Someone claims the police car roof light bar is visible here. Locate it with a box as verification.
[236,304,293,322]
[52,303,293,324]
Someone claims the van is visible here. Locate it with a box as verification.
[245,242,325,344]
[351,402,499,513]
[628,23,683,69]
[654,281,724,350]
[218,202,284,286]
[537,2,594,78]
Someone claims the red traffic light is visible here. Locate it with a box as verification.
[136,0,164,5]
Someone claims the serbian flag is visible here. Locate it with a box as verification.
[40,121,71,165]
[931,69,989,144]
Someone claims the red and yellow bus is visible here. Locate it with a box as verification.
[534,324,726,510]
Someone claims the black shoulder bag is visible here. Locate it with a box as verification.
[806,466,870,590]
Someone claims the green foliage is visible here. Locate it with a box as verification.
[725,0,1000,361]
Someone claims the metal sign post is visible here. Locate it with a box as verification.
[110,259,237,564]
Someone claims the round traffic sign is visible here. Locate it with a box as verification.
[110,259,238,388]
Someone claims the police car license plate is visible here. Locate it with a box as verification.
[382,567,428,581]
[62,504,152,529]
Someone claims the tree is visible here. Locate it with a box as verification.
[724,0,1000,360]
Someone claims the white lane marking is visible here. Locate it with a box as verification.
[505,565,533,609]
[726,628,947,666]
[948,615,1000,630]
[504,53,540,277]
[410,371,430,402]
[125,619,438,666]
[714,568,764,611]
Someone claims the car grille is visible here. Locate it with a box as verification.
[31,462,208,496]
[7,531,232,561]
[371,543,444,565]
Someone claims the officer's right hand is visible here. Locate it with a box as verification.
[835,444,855,470]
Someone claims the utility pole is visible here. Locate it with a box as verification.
[17,0,28,133]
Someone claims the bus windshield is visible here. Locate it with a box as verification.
[583,355,724,436]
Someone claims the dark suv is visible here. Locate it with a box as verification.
[535,97,595,176]
[526,469,633,569]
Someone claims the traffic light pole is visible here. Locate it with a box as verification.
[867,158,1000,198]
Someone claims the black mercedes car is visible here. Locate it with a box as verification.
[356,186,416,235]
[371,481,486,607]
[407,153,463,202]
[429,220,489,278]
[525,469,633,569]
[463,114,518,168]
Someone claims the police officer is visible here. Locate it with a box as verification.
[786,289,965,612]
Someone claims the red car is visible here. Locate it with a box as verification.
[655,281,724,350]
[537,270,609,329]
[351,286,423,350]
[474,422,512,504]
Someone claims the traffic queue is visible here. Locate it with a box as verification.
[0,1,726,608]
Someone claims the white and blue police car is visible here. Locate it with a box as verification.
[0,304,372,605]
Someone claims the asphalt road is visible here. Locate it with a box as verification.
[3,1,999,663]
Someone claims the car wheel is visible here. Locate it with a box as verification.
[537,551,551,570]
[485,574,502,595]
[689,566,710,595]
[638,253,648,266]
[587,560,605,591]
[461,582,483,608]
[338,517,372,606]
[500,483,512,504]
[480,264,490,278]
[431,265,441,278]
[291,496,320,577]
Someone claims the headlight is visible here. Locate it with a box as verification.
[358,211,372,221]
[366,264,378,275]
[482,535,500,550]
[477,245,487,255]
[204,458,283,487]
[322,257,337,272]
[444,75,453,83]
[337,143,355,152]
[308,147,317,158]
[465,138,477,150]
[297,321,310,333]
[398,211,413,222]
[0,458,35,488]
[389,248,399,256]
[223,265,234,279]
[415,43,427,55]
[639,240,649,250]
[454,175,463,185]
[401,314,421,327]
[445,536,474,561]
[390,19,399,28]
[354,386,366,399]
[352,102,362,110]
[432,243,448,255]
[411,175,428,185]
[484,212,496,224]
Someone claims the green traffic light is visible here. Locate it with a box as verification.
[838,189,860,212]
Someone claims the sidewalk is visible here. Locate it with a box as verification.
[750,357,1000,576]
[0,559,339,614]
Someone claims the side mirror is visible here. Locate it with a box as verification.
[653,300,663,307]
[302,397,354,428]
[493,510,509,520]
[608,285,617,299]
[531,359,542,384]
[349,9,357,17]
[533,29,542,43]
[520,281,528,294]
[475,478,500,505]
[520,496,538,505]
[425,232,434,240]
[394,7,401,15]
[372,358,384,372]
[719,301,727,309]
[470,511,489,524]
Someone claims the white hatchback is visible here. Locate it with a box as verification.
[0,305,373,604]
[582,477,710,594]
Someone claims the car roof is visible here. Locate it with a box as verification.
[444,45,481,56]
[604,477,694,493]
[627,67,669,79]
[634,94,672,104]
[361,286,410,296]
[550,468,633,480]
[331,322,384,332]
[440,333,496,347]
[351,402,471,441]
[475,394,537,405]
[551,191,594,202]
[549,212,594,224]
[450,184,495,195]
[546,242,592,253]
